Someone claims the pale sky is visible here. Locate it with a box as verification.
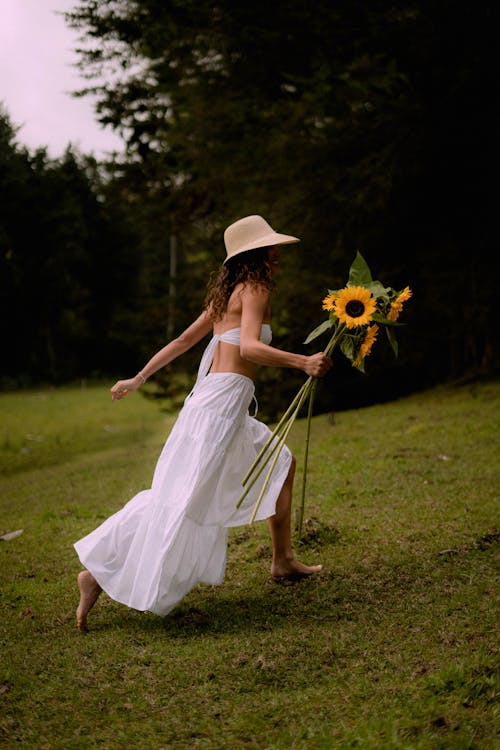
[0,0,125,157]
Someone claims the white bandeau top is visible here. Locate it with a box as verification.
[193,324,272,390]
[213,324,272,346]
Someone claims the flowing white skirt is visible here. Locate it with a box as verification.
[74,373,292,615]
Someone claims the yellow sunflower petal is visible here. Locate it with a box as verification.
[387,286,412,321]
[322,293,338,311]
[398,286,412,303]
[387,303,401,321]
[354,324,379,366]
[333,286,376,329]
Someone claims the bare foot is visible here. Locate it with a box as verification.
[76,571,102,632]
[271,558,323,581]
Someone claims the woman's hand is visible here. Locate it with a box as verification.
[111,375,142,401]
[303,352,332,378]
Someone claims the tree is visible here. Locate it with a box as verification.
[4,1,496,408]
[0,108,144,384]
[65,1,495,413]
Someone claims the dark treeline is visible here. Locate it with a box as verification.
[1,1,496,418]
[1,115,141,385]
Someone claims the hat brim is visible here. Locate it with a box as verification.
[224,232,300,263]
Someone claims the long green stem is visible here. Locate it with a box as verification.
[249,384,311,523]
[238,322,346,520]
[296,324,344,537]
[236,414,295,509]
[241,377,311,486]
[249,428,291,525]
[237,379,312,512]
[298,379,318,537]
[236,426,288,509]
[324,324,345,357]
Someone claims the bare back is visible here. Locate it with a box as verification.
[211,283,271,380]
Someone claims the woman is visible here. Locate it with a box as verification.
[75,215,332,631]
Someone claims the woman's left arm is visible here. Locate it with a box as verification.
[111,310,213,400]
[138,311,213,379]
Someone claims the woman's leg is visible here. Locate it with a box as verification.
[268,456,322,578]
[76,570,102,631]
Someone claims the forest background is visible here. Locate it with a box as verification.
[0,0,496,419]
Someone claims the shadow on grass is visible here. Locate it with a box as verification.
[163,577,336,638]
[87,571,338,638]
[85,526,497,641]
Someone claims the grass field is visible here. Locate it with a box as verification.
[0,380,498,749]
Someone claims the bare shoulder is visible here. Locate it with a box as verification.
[226,282,268,313]
[239,282,270,303]
[240,283,271,321]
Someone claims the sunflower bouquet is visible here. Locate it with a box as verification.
[237,251,412,535]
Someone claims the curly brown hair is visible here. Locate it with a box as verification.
[204,246,275,322]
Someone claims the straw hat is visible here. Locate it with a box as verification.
[223,215,300,263]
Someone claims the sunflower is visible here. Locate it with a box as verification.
[387,286,413,321]
[322,292,338,311]
[354,324,379,367]
[333,286,377,329]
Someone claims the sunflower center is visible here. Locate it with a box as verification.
[345,300,365,318]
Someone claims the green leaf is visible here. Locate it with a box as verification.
[386,326,399,357]
[366,281,390,300]
[372,312,404,327]
[340,335,356,361]
[303,318,332,344]
[348,251,373,286]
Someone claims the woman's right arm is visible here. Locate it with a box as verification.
[239,286,332,378]
[111,310,213,400]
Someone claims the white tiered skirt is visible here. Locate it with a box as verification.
[74,373,292,616]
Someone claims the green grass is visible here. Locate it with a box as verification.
[0,381,498,749]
